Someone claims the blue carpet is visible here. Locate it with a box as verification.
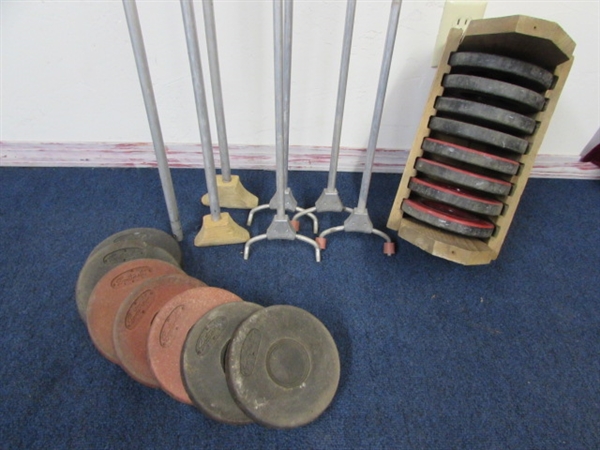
[0,167,598,449]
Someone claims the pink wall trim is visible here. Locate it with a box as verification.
[2,141,599,179]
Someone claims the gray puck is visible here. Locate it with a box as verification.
[421,138,520,176]
[88,228,182,266]
[435,96,537,135]
[415,157,512,196]
[449,51,554,91]
[443,74,546,113]
[429,117,529,154]
[409,177,504,216]
[226,305,340,429]
[181,302,263,425]
[75,241,178,322]
[401,198,495,238]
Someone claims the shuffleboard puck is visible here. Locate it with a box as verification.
[415,158,512,196]
[409,177,504,216]
[421,138,520,175]
[89,228,182,266]
[226,305,340,429]
[429,117,529,154]
[449,51,554,91]
[114,274,206,387]
[401,198,495,238]
[147,287,243,404]
[181,302,264,425]
[76,241,179,322]
[86,259,183,364]
[434,97,536,135]
[443,74,546,113]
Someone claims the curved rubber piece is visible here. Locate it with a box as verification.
[449,51,554,91]
[415,157,512,196]
[429,117,529,154]
[422,138,520,176]
[401,198,495,238]
[443,74,546,113]
[435,96,536,135]
[409,177,504,216]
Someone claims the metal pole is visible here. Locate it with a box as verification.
[355,0,402,213]
[202,0,232,182]
[282,0,293,189]
[122,0,183,241]
[327,0,356,192]
[180,0,221,222]
[274,0,286,219]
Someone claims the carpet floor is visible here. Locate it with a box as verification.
[0,167,598,449]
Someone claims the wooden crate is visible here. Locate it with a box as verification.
[386,15,575,265]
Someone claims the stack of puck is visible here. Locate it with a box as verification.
[76,228,340,429]
[401,51,554,238]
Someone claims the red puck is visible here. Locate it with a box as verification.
[415,157,512,196]
[409,177,504,216]
[401,198,495,238]
[422,138,520,176]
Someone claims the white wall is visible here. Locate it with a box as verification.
[1,0,598,157]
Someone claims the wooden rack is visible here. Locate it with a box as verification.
[387,15,575,265]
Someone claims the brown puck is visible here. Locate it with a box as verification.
[147,286,243,404]
[113,274,207,387]
[86,259,183,364]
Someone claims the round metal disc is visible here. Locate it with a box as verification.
[422,138,520,175]
[226,305,340,429]
[435,96,537,135]
[88,228,182,266]
[181,302,264,425]
[415,158,512,196]
[401,198,495,238]
[114,274,207,387]
[86,259,183,364]
[76,241,179,322]
[429,116,529,154]
[442,74,546,113]
[409,177,504,216]
[449,51,554,91]
[147,287,243,404]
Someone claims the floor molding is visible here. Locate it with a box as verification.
[2,141,599,179]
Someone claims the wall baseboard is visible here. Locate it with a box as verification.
[2,141,599,179]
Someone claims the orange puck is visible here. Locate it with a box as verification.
[113,273,206,387]
[147,286,243,404]
[86,259,182,364]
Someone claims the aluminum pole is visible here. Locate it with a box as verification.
[122,0,183,241]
